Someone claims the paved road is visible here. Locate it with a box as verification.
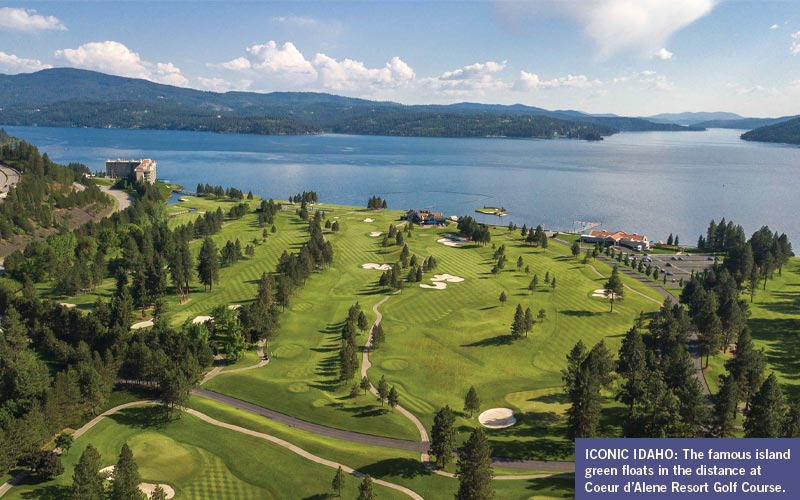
[193,388,428,453]
[99,185,134,211]
[0,165,20,197]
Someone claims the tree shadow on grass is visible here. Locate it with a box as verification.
[109,406,170,429]
[360,458,432,479]
[524,477,575,498]
[560,310,600,317]
[748,317,800,382]
[301,494,330,500]
[335,404,389,418]
[462,335,515,347]
[20,485,70,500]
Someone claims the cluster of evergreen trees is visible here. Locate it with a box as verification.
[520,224,548,247]
[456,216,490,245]
[366,195,387,209]
[257,198,281,227]
[289,191,318,204]
[195,183,247,200]
[339,303,363,382]
[0,133,109,238]
[274,217,333,308]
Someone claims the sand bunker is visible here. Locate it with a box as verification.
[59,303,77,308]
[227,304,242,310]
[362,263,392,271]
[130,320,154,330]
[420,273,465,290]
[437,235,468,247]
[478,408,517,429]
[192,315,213,324]
[592,289,620,299]
[363,218,375,222]
[100,466,175,499]
[369,231,383,237]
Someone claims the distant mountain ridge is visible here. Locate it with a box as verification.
[646,111,744,126]
[740,117,800,145]
[0,68,700,140]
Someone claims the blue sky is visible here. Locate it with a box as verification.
[0,1,798,116]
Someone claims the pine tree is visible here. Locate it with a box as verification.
[372,322,385,348]
[388,386,399,409]
[744,374,786,437]
[331,466,345,497]
[604,265,624,312]
[455,428,494,500]
[498,291,507,305]
[430,405,457,469]
[357,475,376,500]
[713,374,739,437]
[112,443,143,500]
[510,304,525,338]
[616,327,646,410]
[360,376,371,395]
[357,311,369,333]
[377,376,389,406]
[523,307,534,337]
[197,237,219,290]
[71,444,104,500]
[464,386,480,418]
[150,485,168,500]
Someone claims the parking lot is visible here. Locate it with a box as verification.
[642,252,718,282]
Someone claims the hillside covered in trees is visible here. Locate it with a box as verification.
[0,68,700,141]
[741,116,800,145]
[0,130,110,254]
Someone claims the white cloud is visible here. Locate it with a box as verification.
[426,61,508,94]
[654,48,674,60]
[0,7,65,31]
[0,51,52,73]
[499,0,716,59]
[611,70,673,91]
[271,16,318,27]
[55,41,188,86]
[791,32,800,55]
[514,71,601,91]
[313,54,415,91]
[213,40,414,92]
[769,24,780,30]
[196,77,252,93]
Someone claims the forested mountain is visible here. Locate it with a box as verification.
[647,111,744,126]
[694,115,800,130]
[740,117,800,145]
[0,68,697,140]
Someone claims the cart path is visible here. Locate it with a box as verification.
[360,295,430,453]
[0,400,423,500]
[201,340,268,384]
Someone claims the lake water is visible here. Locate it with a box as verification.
[3,125,799,246]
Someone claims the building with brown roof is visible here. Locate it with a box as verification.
[106,159,157,184]
[581,230,650,251]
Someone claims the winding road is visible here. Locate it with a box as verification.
[99,185,134,212]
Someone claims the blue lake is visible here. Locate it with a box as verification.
[3,125,799,246]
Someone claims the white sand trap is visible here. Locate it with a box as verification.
[363,218,375,222]
[437,236,468,247]
[592,289,620,299]
[431,274,464,283]
[192,315,213,324]
[369,231,383,237]
[420,282,447,290]
[362,263,392,271]
[130,320,154,330]
[59,303,77,308]
[479,408,517,429]
[100,466,175,499]
[227,304,241,310]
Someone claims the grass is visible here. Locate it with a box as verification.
[5,405,410,500]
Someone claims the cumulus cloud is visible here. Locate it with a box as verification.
[0,7,65,31]
[425,61,508,94]
[498,0,716,59]
[514,71,601,91]
[0,51,52,73]
[55,41,188,86]
[611,70,673,91]
[213,40,414,92]
[314,54,415,90]
[791,32,800,55]
[654,48,674,60]
[196,77,253,93]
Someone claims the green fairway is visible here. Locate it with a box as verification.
[4,405,409,500]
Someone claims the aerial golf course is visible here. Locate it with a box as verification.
[12,192,800,500]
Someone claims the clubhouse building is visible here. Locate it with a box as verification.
[405,209,446,225]
[580,230,650,251]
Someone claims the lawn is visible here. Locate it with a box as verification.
[4,405,410,500]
